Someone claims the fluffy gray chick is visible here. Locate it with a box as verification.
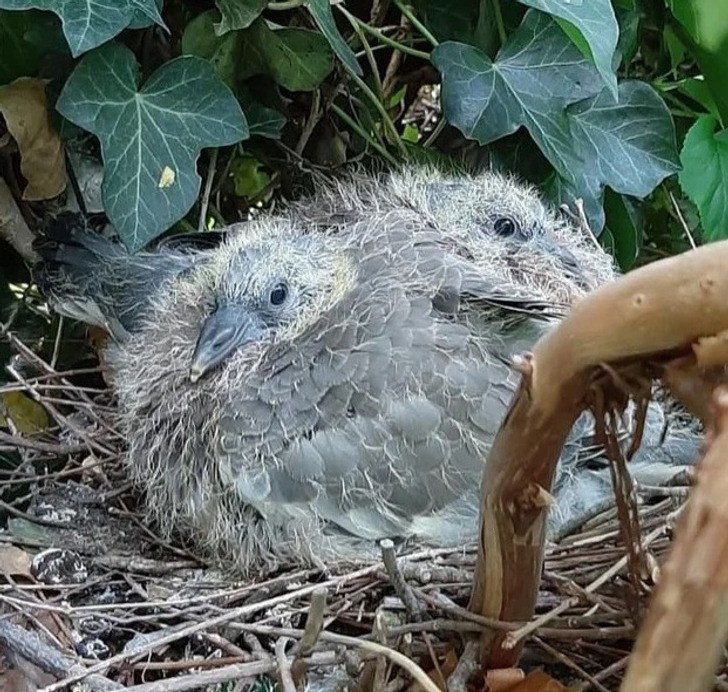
[285,167,700,528]
[34,168,697,573]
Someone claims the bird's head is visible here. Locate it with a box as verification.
[401,168,616,304]
[188,226,356,383]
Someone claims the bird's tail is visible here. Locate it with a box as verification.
[33,213,195,340]
[32,213,130,338]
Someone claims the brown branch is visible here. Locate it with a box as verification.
[620,386,728,692]
[0,620,122,691]
[470,239,728,668]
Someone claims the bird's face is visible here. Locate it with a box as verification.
[425,173,614,302]
[189,230,356,383]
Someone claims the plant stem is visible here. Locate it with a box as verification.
[422,117,445,148]
[491,0,507,46]
[340,9,384,96]
[391,0,438,47]
[348,70,409,156]
[267,0,304,10]
[338,6,430,60]
[330,104,399,165]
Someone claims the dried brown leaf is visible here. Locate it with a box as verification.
[0,545,32,577]
[0,77,66,200]
[497,670,567,692]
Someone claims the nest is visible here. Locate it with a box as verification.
[0,321,699,692]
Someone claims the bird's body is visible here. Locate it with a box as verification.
[35,167,697,573]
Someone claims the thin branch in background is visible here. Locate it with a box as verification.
[380,539,426,621]
[338,6,430,61]
[198,148,219,232]
[295,90,323,157]
[50,315,64,370]
[669,189,697,249]
[330,104,399,165]
[275,637,297,692]
[391,0,438,47]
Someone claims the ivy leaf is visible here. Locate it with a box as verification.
[214,0,267,34]
[56,42,249,251]
[433,10,602,178]
[518,0,618,98]
[181,9,239,88]
[0,0,165,57]
[306,0,362,76]
[679,115,728,241]
[0,9,42,83]
[184,14,334,92]
[548,82,678,233]
[543,171,606,233]
[237,19,334,91]
[244,101,286,139]
[414,0,485,45]
[604,188,641,270]
[668,0,728,124]
[128,0,163,29]
[567,81,679,201]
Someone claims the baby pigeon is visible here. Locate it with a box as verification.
[35,167,697,573]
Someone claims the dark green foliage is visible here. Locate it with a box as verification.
[0,0,725,264]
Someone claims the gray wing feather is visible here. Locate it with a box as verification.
[35,223,203,339]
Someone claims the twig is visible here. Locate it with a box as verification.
[380,539,425,621]
[669,190,697,250]
[123,651,342,692]
[447,639,480,692]
[295,91,322,156]
[0,620,122,691]
[39,563,384,691]
[295,586,327,656]
[198,148,219,231]
[504,524,666,648]
[532,636,610,692]
[275,637,297,692]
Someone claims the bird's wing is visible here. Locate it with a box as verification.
[215,264,518,541]
[34,213,204,339]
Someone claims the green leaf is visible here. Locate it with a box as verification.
[244,101,286,139]
[306,0,362,76]
[679,115,728,241]
[0,0,165,57]
[181,10,239,88]
[663,24,686,71]
[0,9,42,83]
[677,77,720,120]
[433,10,602,178]
[667,0,728,123]
[604,188,640,270]
[518,0,618,98]
[231,155,270,198]
[414,0,484,45]
[128,0,162,29]
[215,0,267,34]
[238,19,334,91]
[614,1,640,66]
[567,81,679,201]
[56,42,249,251]
[543,82,678,234]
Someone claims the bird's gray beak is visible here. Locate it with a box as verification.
[189,305,266,383]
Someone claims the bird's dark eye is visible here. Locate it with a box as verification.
[493,217,517,237]
[269,282,289,306]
